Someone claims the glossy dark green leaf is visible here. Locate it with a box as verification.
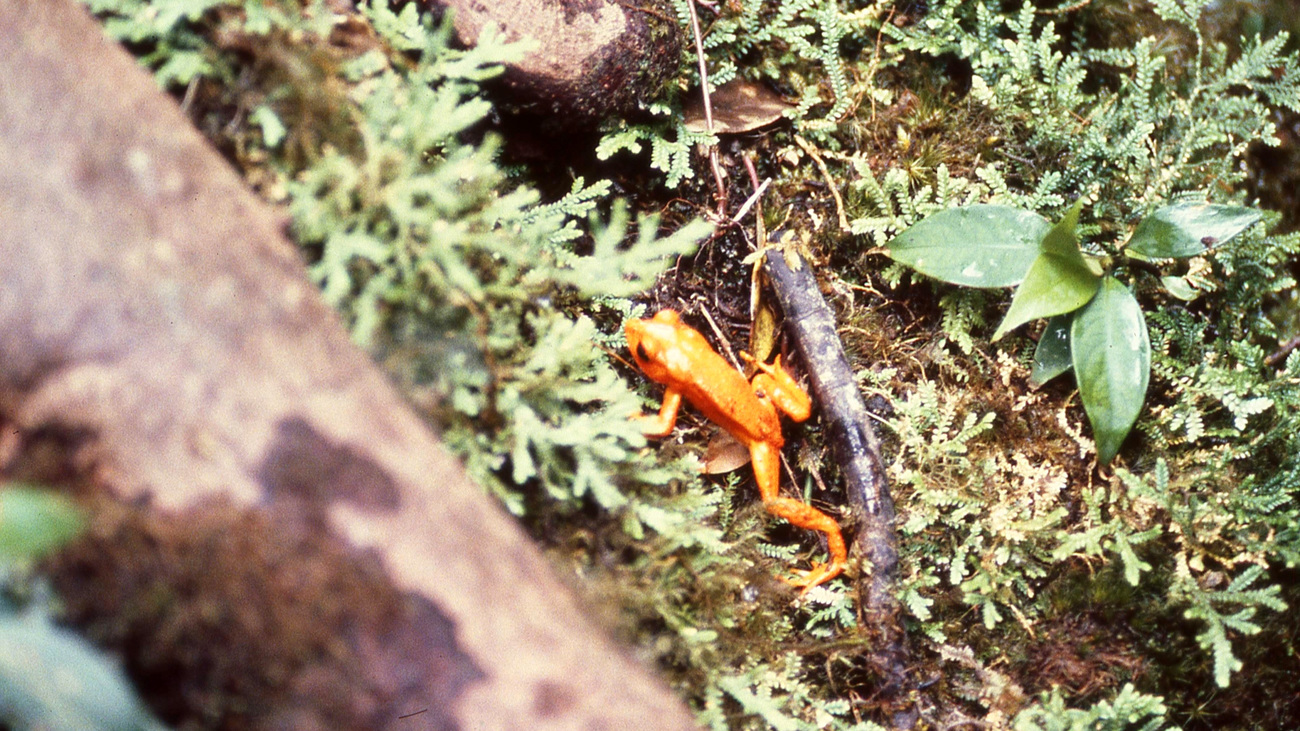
[0,486,86,562]
[1126,202,1261,259]
[992,200,1101,340]
[1071,278,1151,464]
[886,205,1049,288]
[1029,314,1073,388]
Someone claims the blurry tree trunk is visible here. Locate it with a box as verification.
[0,2,698,729]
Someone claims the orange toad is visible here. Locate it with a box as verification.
[625,309,847,593]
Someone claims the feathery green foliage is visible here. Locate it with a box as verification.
[849,0,1300,715]
[596,103,713,189]
[1013,683,1169,731]
[84,0,234,86]
[860,0,1300,232]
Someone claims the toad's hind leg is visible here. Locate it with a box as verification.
[750,441,847,593]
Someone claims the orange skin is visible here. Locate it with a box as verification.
[625,309,847,593]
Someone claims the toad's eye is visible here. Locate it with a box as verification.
[635,342,650,363]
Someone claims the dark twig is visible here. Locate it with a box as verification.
[763,249,917,730]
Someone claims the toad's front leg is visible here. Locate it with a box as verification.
[634,387,683,438]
